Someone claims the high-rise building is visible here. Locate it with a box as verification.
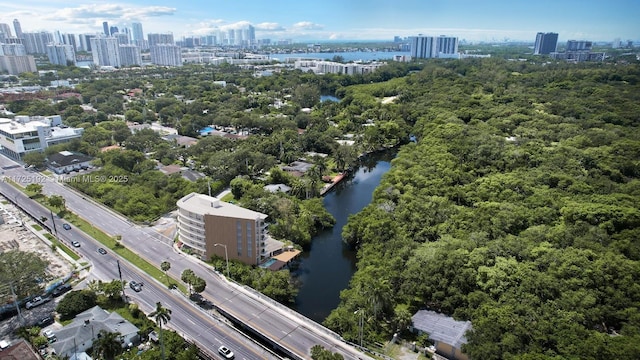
[534,32,558,55]
[150,44,182,66]
[90,36,120,67]
[177,193,270,264]
[62,33,78,52]
[0,23,12,41]
[23,32,54,54]
[109,26,119,36]
[13,19,23,39]
[114,32,129,45]
[79,34,96,52]
[118,44,142,66]
[102,21,109,36]
[0,55,36,75]
[566,40,592,51]
[147,33,174,47]
[410,35,459,59]
[46,44,76,66]
[0,43,27,56]
[131,22,144,47]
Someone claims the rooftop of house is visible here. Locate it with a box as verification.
[0,339,40,360]
[51,306,139,357]
[412,310,472,349]
[47,151,92,168]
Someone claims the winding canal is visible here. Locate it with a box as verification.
[291,151,396,323]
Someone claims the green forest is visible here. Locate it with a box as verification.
[323,59,640,359]
[8,54,640,359]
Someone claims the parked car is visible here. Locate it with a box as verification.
[51,284,72,297]
[71,241,81,247]
[129,281,142,292]
[25,296,50,309]
[43,329,56,343]
[36,315,54,327]
[218,345,234,359]
[97,248,107,255]
[62,223,71,230]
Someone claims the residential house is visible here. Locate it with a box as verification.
[46,151,93,174]
[411,310,472,360]
[51,306,140,359]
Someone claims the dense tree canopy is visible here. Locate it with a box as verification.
[325,59,640,359]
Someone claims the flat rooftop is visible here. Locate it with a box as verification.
[178,192,267,221]
[0,119,48,134]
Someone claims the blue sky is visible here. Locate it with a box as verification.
[1,0,638,42]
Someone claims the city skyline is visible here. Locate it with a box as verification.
[0,0,638,43]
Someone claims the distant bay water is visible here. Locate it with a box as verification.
[268,51,409,62]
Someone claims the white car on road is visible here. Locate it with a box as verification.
[25,296,50,309]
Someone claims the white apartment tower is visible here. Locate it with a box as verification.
[131,22,144,47]
[46,44,76,66]
[0,43,27,56]
[119,44,142,66]
[147,33,174,47]
[410,35,459,59]
[150,44,182,66]
[90,36,120,67]
[23,32,54,54]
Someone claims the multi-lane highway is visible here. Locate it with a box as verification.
[1,176,280,360]
[0,157,372,360]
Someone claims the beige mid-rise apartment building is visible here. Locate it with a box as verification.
[177,192,270,265]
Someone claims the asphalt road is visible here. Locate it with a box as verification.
[0,157,372,360]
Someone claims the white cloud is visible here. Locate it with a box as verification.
[292,21,323,30]
[255,22,285,31]
[43,4,176,22]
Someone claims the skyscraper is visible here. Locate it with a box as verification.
[91,36,120,67]
[46,44,76,66]
[118,44,142,66]
[131,22,144,47]
[102,21,109,36]
[150,44,182,66]
[147,33,174,47]
[23,32,54,54]
[13,19,23,39]
[79,34,96,52]
[534,32,559,55]
[0,23,12,41]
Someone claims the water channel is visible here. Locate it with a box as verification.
[291,150,396,323]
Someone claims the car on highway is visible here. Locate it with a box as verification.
[25,296,50,309]
[97,248,107,255]
[129,281,142,292]
[71,241,81,247]
[218,345,234,359]
[62,223,71,230]
[51,283,72,297]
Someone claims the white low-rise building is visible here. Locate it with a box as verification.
[0,115,84,159]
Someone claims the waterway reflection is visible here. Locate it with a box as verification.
[290,150,395,323]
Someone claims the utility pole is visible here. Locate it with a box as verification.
[11,283,25,326]
[49,209,58,237]
[117,260,126,302]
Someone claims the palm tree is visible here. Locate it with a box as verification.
[92,330,122,360]
[149,302,172,360]
[160,261,171,286]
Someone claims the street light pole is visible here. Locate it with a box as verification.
[354,309,364,347]
[213,243,229,279]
